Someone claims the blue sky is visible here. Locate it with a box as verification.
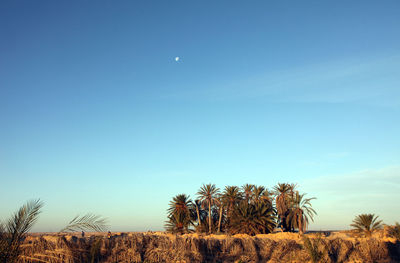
[0,0,399,231]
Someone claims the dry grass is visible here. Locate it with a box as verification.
[17,231,400,263]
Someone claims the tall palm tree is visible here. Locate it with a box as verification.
[252,185,265,204]
[217,196,224,233]
[197,184,220,234]
[221,186,242,232]
[241,184,254,203]
[222,186,242,217]
[286,191,316,235]
[193,204,209,233]
[261,188,273,208]
[194,199,202,227]
[273,183,292,231]
[351,214,383,237]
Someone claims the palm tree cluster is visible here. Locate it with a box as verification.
[165,183,317,236]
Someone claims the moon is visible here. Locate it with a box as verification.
[175,57,180,62]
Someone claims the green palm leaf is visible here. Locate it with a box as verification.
[59,214,108,232]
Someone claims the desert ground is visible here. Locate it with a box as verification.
[20,229,400,263]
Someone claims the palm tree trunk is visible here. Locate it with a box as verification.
[299,211,304,235]
[299,218,303,235]
[208,200,212,234]
[196,204,201,228]
[217,205,223,233]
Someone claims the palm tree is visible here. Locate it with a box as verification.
[194,199,202,227]
[253,202,276,234]
[192,200,210,233]
[197,184,220,234]
[241,184,254,203]
[261,188,273,208]
[222,186,242,217]
[165,212,193,234]
[0,199,44,263]
[217,196,224,233]
[167,194,193,219]
[351,214,383,237]
[165,194,194,234]
[220,186,243,232]
[252,185,265,204]
[286,191,316,235]
[273,183,292,231]
[229,202,275,235]
[1,200,108,263]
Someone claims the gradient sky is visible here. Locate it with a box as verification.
[1,0,399,232]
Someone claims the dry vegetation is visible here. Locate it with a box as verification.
[2,185,399,262]
[17,231,400,263]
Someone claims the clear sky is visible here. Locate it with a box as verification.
[1,0,399,231]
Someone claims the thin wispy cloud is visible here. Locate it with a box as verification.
[167,54,400,107]
[299,152,350,167]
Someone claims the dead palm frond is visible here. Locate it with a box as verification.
[59,214,108,232]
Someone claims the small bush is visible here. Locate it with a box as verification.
[302,234,325,263]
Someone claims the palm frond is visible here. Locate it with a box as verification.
[59,214,108,232]
[0,199,44,263]
[6,199,44,236]
[229,202,276,235]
